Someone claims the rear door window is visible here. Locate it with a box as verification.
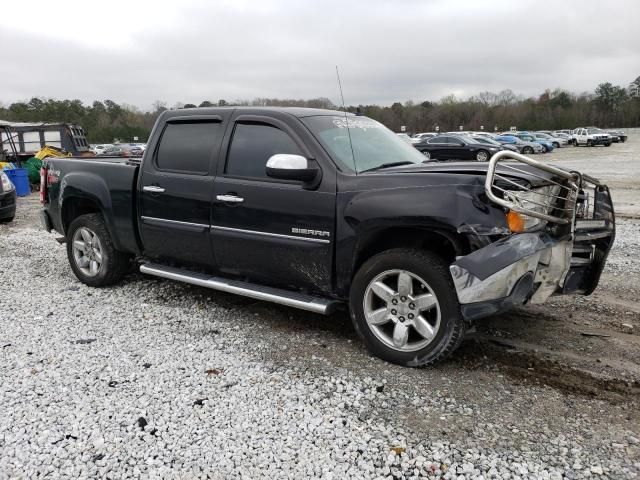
[156,121,222,174]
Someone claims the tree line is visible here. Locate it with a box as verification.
[1,76,638,143]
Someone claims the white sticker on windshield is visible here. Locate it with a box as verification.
[331,116,382,130]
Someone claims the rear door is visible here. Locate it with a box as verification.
[138,114,227,267]
[211,113,336,292]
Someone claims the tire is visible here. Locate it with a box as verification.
[0,215,14,223]
[605,142,611,147]
[586,140,593,147]
[422,150,431,160]
[349,248,465,367]
[66,213,131,287]
[523,146,534,155]
[475,150,489,162]
[552,142,560,148]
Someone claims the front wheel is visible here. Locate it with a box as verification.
[66,213,131,287]
[605,142,611,147]
[586,140,593,147]
[552,142,560,148]
[523,146,533,154]
[422,150,431,160]
[349,249,465,366]
[475,150,489,162]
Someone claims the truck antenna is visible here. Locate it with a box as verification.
[336,65,356,172]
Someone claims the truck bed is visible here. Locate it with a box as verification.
[43,156,141,254]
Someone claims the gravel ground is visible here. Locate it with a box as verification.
[2,137,640,480]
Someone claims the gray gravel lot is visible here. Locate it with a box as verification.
[1,137,640,479]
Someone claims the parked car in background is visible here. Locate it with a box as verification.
[91,144,113,155]
[0,170,17,222]
[495,135,544,155]
[507,132,554,153]
[552,132,572,143]
[99,145,143,157]
[469,135,519,153]
[533,132,567,148]
[607,130,627,143]
[554,129,573,136]
[411,133,436,144]
[573,127,612,147]
[415,134,502,161]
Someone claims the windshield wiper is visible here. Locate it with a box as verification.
[361,161,415,173]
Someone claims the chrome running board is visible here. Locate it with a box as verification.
[139,263,340,315]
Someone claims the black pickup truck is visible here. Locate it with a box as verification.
[40,107,615,366]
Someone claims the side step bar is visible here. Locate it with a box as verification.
[139,263,340,315]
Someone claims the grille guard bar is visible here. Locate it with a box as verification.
[484,150,579,225]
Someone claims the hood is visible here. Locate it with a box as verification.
[371,161,561,187]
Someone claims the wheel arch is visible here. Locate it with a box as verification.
[61,196,124,251]
[351,226,467,284]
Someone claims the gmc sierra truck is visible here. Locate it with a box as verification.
[40,107,615,366]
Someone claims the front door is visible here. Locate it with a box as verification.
[211,114,335,292]
[139,116,226,267]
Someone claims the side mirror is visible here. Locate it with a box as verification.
[266,154,319,182]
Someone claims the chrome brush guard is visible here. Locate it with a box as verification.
[484,150,579,224]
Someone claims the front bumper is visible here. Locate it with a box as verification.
[590,137,611,145]
[450,219,615,321]
[0,190,17,220]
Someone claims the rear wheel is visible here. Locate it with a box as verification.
[349,249,465,366]
[475,150,489,162]
[523,146,533,154]
[66,213,131,287]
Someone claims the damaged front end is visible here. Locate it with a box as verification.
[450,151,615,321]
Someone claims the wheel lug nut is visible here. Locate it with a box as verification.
[408,313,414,319]
[399,316,405,322]
[409,303,415,309]
[392,299,398,305]
[400,296,407,302]
[391,309,397,315]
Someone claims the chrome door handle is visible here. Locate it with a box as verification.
[216,194,244,203]
[143,186,165,193]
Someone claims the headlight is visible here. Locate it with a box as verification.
[0,172,14,192]
[503,185,561,232]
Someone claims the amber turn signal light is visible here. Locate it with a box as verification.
[506,210,525,233]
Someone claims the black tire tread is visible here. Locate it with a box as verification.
[66,213,130,287]
[350,248,466,367]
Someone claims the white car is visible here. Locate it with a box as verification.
[91,144,112,155]
[411,133,436,144]
[572,128,612,147]
[533,132,568,148]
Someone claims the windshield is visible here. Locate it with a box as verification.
[535,133,551,139]
[302,115,425,173]
[586,128,603,134]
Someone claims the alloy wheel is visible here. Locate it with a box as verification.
[72,227,104,277]
[363,269,441,352]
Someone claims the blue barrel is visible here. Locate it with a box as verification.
[4,168,31,197]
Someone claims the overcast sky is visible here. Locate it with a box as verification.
[2,0,639,111]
